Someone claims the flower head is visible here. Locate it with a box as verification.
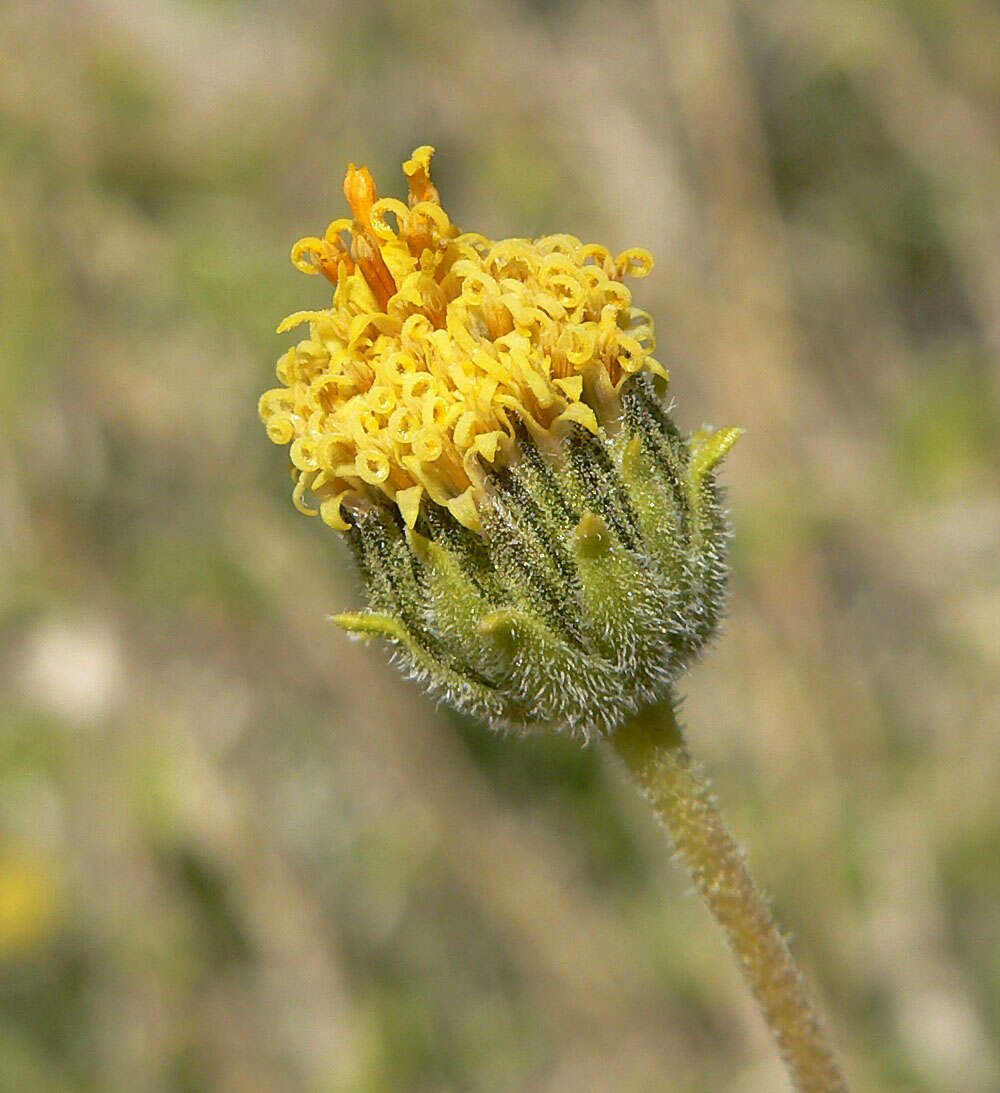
[260,147,740,737]
[259,146,663,533]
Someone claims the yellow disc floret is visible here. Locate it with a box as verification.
[259,146,664,533]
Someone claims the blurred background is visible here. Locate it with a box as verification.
[2,0,999,1089]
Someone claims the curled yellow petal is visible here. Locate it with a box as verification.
[260,147,666,532]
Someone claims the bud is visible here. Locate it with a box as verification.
[260,147,740,738]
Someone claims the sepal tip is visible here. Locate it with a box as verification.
[688,426,744,488]
[332,612,406,642]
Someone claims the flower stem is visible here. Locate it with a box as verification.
[612,700,848,1093]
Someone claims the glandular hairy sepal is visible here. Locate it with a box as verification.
[332,376,740,741]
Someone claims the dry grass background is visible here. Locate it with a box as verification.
[2,0,999,1089]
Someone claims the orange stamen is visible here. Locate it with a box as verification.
[403,146,441,257]
[352,229,397,312]
[344,163,397,308]
[344,164,378,227]
[318,236,355,285]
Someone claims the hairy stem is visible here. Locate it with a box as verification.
[612,700,848,1093]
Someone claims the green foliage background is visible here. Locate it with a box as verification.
[2,1,999,1089]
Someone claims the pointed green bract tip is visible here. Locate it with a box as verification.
[574,511,612,559]
[622,435,644,475]
[404,529,434,558]
[333,612,406,642]
[475,609,519,640]
[688,426,744,488]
